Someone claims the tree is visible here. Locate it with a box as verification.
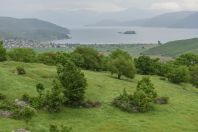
[57,60,87,105]
[37,52,57,65]
[166,65,190,84]
[73,47,102,71]
[175,53,198,66]
[0,41,6,61]
[189,65,198,88]
[7,48,36,62]
[108,49,136,79]
[134,55,160,75]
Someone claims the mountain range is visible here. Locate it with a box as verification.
[0,17,70,41]
[92,11,198,28]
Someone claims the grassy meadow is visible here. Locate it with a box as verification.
[0,61,198,132]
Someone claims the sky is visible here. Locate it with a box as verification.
[1,0,198,27]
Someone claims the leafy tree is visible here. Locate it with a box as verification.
[73,47,102,71]
[108,49,136,79]
[55,52,70,66]
[57,60,87,105]
[189,65,198,88]
[0,41,6,61]
[166,65,190,84]
[70,52,84,68]
[134,55,160,75]
[8,48,36,62]
[175,53,198,66]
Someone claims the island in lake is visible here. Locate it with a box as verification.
[118,30,136,34]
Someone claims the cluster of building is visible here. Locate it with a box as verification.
[3,39,71,49]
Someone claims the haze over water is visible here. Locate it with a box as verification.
[54,26,198,44]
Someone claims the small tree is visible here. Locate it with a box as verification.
[57,60,87,106]
[0,41,6,61]
[175,53,198,66]
[189,65,198,88]
[108,49,136,79]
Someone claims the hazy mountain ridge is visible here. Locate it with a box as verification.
[92,11,198,28]
[0,17,70,41]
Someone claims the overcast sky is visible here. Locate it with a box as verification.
[1,0,198,27]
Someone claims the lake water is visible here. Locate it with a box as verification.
[54,26,198,44]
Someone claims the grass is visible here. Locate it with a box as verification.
[143,38,198,57]
[0,61,198,132]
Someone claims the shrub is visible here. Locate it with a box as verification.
[154,97,169,104]
[8,48,36,62]
[113,78,157,113]
[108,49,136,79]
[21,94,30,103]
[36,83,45,96]
[0,93,6,100]
[189,65,198,88]
[175,53,198,66]
[37,52,57,65]
[16,66,26,75]
[49,124,72,132]
[82,100,101,108]
[57,60,87,106]
[13,106,36,123]
[166,65,190,84]
[0,41,6,61]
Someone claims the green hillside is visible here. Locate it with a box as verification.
[142,38,198,57]
[0,17,70,41]
[0,61,198,132]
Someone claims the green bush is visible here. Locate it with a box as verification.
[8,48,36,62]
[189,65,198,88]
[0,93,6,100]
[166,65,190,84]
[0,41,6,61]
[16,66,26,75]
[57,60,87,106]
[49,124,72,132]
[37,52,57,65]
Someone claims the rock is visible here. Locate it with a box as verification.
[12,129,31,132]
[15,99,28,107]
[0,110,13,118]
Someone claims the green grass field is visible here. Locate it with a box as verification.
[0,62,198,132]
[143,38,198,57]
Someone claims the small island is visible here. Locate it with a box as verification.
[118,31,136,34]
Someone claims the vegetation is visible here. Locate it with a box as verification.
[189,65,198,88]
[0,62,198,131]
[0,41,6,61]
[57,60,87,106]
[143,38,198,57]
[108,49,136,79]
[16,66,26,75]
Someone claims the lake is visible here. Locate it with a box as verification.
[53,26,198,44]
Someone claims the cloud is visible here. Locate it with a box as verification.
[150,2,181,11]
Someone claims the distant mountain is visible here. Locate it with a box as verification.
[142,38,198,57]
[0,17,70,41]
[92,11,198,28]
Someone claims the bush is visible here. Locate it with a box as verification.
[108,49,136,79]
[13,106,36,123]
[82,100,101,108]
[189,65,198,88]
[166,65,190,84]
[57,60,87,106]
[49,124,72,132]
[21,94,30,103]
[0,93,6,100]
[175,53,198,66]
[8,48,36,62]
[0,41,6,61]
[36,83,45,96]
[113,77,157,113]
[37,52,57,65]
[154,97,169,104]
[16,66,26,75]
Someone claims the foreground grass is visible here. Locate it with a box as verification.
[0,61,198,132]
